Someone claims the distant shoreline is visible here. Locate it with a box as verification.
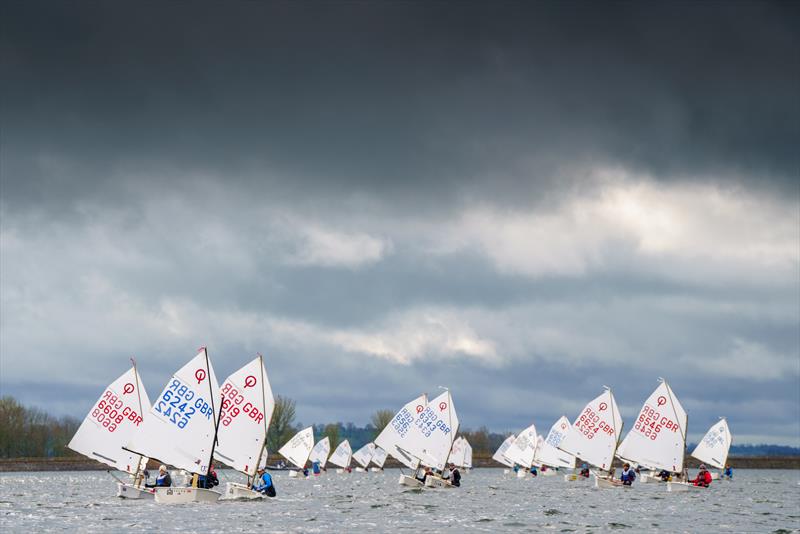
[1,455,798,472]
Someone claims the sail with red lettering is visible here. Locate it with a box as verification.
[125,348,221,475]
[310,437,331,468]
[492,435,516,467]
[213,355,275,477]
[504,423,538,468]
[535,416,576,469]
[616,379,687,472]
[352,442,376,468]
[691,418,731,470]
[463,439,473,469]
[399,390,459,471]
[374,393,428,469]
[69,364,152,474]
[558,387,623,471]
[328,439,352,468]
[278,426,315,469]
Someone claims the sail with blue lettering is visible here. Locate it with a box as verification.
[399,390,459,471]
[691,418,731,470]
[535,416,576,469]
[374,394,428,469]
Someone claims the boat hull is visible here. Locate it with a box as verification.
[539,469,556,477]
[222,482,265,500]
[288,470,307,479]
[370,467,383,473]
[564,473,590,482]
[516,469,527,478]
[667,482,707,492]
[398,474,424,487]
[424,476,456,489]
[594,475,627,489]
[116,483,154,499]
[154,487,222,504]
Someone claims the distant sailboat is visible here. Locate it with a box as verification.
[374,393,428,473]
[125,348,223,503]
[536,416,576,473]
[214,355,275,499]
[328,439,353,473]
[504,423,538,478]
[558,387,623,489]
[352,442,376,471]
[309,437,331,475]
[280,427,315,478]
[492,434,516,474]
[68,360,152,499]
[370,446,388,472]
[691,418,732,479]
[449,437,472,471]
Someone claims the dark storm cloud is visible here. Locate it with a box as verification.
[2,1,798,215]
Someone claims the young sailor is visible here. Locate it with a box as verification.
[723,464,733,480]
[658,469,671,482]
[146,465,172,487]
[197,464,219,489]
[620,463,636,486]
[579,463,590,478]
[449,463,461,487]
[691,464,713,487]
[252,467,277,497]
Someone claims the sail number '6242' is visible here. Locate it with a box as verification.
[154,379,213,429]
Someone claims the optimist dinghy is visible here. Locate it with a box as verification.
[492,435,516,474]
[370,446,388,472]
[279,426,315,478]
[125,348,223,503]
[328,439,353,473]
[373,393,429,487]
[215,355,276,500]
[68,360,153,499]
[691,418,732,480]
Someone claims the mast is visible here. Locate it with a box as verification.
[204,347,222,479]
[130,356,147,487]
[606,385,623,474]
[248,353,269,486]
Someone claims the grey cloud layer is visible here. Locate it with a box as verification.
[1,2,798,444]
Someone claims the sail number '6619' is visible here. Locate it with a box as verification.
[577,407,614,440]
[219,382,265,427]
[90,390,143,433]
[634,404,679,440]
[415,407,451,438]
[154,378,214,429]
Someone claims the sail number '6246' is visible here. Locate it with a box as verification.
[634,404,679,440]
[154,379,214,429]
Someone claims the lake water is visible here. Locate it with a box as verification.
[1,469,798,533]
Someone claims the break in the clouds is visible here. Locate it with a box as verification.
[1,2,798,445]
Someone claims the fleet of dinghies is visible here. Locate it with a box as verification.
[71,355,733,502]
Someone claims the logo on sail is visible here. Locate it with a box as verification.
[122,383,135,395]
[416,405,424,413]
[195,369,207,384]
[244,375,257,388]
[657,396,667,406]
[598,402,607,411]
[439,402,447,411]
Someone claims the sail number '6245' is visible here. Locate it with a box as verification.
[154,379,214,429]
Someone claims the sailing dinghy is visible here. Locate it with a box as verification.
[449,437,472,473]
[214,355,275,500]
[68,361,153,499]
[691,418,732,480]
[352,442,376,472]
[373,393,429,487]
[557,387,623,489]
[615,379,688,490]
[309,437,331,475]
[492,434,516,474]
[125,348,223,503]
[536,416,576,480]
[328,439,353,473]
[280,426,315,478]
[504,423,538,478]
[370,446,388,472]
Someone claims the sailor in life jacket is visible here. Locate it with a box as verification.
[723,464,733,479]
[692,465,713,487]
[619,463,636,485]
[146,465,172,487]
[448,463,461,487]
[252,467,277,497]
[579,463,590,478]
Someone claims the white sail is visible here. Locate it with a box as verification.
[214,356,275,477]
[504,423,538,468]
[691,418,732,470]
[449,437,466,467]
[400,390,459,471]
[126,348,221,475]
[352,442,376,468]
[69,364,152,474]
[328,439,352,468]
[278,426,315,469]
[309,437,331,467]
[616,380,688,472]
[374,393,428,469]
[532,434,545,466]
[463,439,473,468]
[492,435,516,467]
[371,446,388,468]
[536,416,576,469]
[558,387,623,471]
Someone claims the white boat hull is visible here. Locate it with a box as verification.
[516,469,527,478]
[355,466,366,472]
[398,474,424,487]
[116,483,154,499]
[594,475,627,489]
[288,470,307,479]
[667,481,707,492]
[370,467,383,473]
[710,472,720,480]
[564,473,590,482]
[222,482,264,500]
[424,476,456,489]
[540,469,556,477]
[154,487,222,503]
[503,468,511,475]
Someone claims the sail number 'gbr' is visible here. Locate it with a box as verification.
[415,406,451,438]
[154,378,213,429]
[577,407,614,440]
[634,404,679,440]
[219,382,265,427]
[90,390,143,433]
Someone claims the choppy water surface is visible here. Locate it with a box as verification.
[1,469,798,533]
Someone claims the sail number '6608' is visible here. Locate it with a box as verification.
[415,407,451,438]
[634,404,679,440]
[154,378,214,429]
[90,390,143,433]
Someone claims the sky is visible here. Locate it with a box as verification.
[1,1,798,446]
